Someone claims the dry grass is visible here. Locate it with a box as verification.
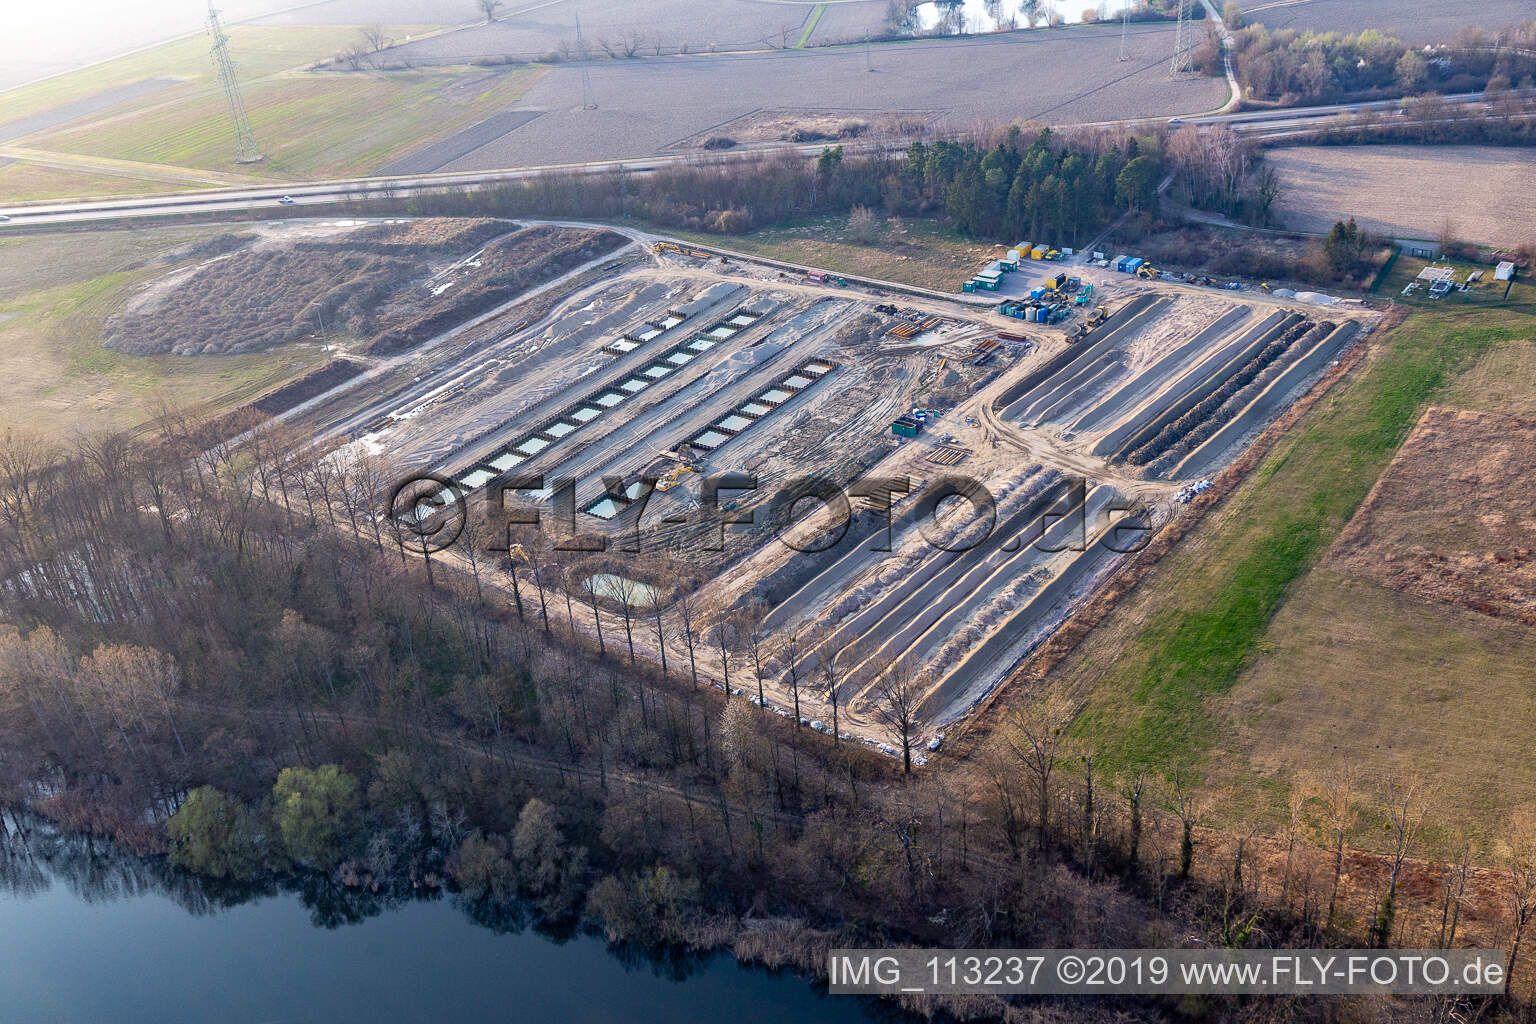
[1329,405,1536,625]
[0,161,168,200]
[1268,145,1536,247]
[1217,568,1536,848]
[0,227,327,439]
[673,217,1003,291]
[1445,337,1536,418]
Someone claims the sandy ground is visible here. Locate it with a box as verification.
[425,24,1226,170]
[1269,145,1536,247]
[1235,0,1534,44]
[280,228,1373,758]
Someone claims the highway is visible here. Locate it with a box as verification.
[0,92,1516,230]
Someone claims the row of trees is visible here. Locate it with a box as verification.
[8,404,1536,1012]
[1213,22,1536,106]
[388,124,1165,247]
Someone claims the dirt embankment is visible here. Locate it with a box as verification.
[366,226,629,356]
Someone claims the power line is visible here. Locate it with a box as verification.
[1119,2,1130,61]
[206,5,262,164]
[1170,0,1192,76]
[574,10,597,109]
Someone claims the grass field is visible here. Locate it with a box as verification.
[673,216,1004,291]
[0,228,325,438]
[0,25,546,193]
[1,26,387,123]
[1021,296,1536,847]
[0,162,168,200]
[34,65,539,181]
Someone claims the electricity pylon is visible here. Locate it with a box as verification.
[207,6,262,163]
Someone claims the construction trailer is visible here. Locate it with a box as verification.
[891,416,922,439]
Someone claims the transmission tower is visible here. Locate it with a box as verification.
[207,6,262,163]
[1170,0,1192,75]
[1118,2,1130,61]
[574,11,597,109]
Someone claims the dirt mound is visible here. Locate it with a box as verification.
[366,226,628,356]
[1329,405,1536,624]
[108,249,417,355]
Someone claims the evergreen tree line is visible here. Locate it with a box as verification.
[392,125,1166,247]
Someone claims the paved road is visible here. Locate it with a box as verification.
[0,92,1512,230]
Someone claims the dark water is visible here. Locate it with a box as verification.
[0,828,881,1024]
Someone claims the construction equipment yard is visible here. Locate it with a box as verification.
[274,223,1378,759]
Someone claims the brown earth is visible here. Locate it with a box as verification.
[1329,405,1536,625]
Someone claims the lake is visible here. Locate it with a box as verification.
[0,823,886,1024]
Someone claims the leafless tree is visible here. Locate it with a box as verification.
[781,628,805,728]
[1310,765,1359,931]
[1372,775,1428,948]
[1006,692,1075,854]
[871,655,926,773]
[609,573,640,664]
[812,633,842,743]
[1503,808,1536,995]
[476,0,502,23]
[361,24,388,52]
[1122,767,1147,873]
[676,589,700,688]
[581,573,606,656]
[1170,774,1199,880]
[707,613,736,695]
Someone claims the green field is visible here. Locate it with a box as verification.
[2,26,543,193]
[1025,294,1536,842]
[0,229,325,438]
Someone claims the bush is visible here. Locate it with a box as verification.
[167,786,265,879]
[272,764,363,869]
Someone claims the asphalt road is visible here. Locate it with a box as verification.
[0,92,1509,230]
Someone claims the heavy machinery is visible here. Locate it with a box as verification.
[1086,306,1108,327]
[653,241,713,259]
[1136,264,1160,280]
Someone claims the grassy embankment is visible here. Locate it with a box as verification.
[0,230,325,438]
[1044,275,1536,842]
[672,216,1005,291]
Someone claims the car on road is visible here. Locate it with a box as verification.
[278,195,296,205]
[1167,117,1183,124]
[0,214,10,222]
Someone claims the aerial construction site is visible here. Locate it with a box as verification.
[253,219,1376,758]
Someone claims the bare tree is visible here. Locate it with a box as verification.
[1372,775,1428,948]
[781,628,805,728]
[1503,808,1536,995]
[609,573,640,664]
[1170,774,1199,880]
[1123,767,1147,873]
[1006,692,1075,854]
[812,633,842,743]
[871,655,926,774]
[707,614,736,695]
[677,589,700,688]
[361,24,388,52]
[581,573,606,656]
[476,0,502,23]
[1311,765,1359,932]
